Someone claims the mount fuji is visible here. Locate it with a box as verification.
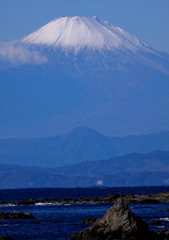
[0,16,169,138]
[22,16,151,52]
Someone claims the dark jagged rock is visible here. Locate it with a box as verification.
[0,211,35,219]
[155,230,169,240]
[0,237,14,240]
[16,199,36,205]
[153,220,163,225]
[139,199,161,204]
[70,199,152,240]
[81,216,96,224]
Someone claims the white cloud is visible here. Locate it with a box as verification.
[0,42,47,66]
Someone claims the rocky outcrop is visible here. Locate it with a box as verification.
[122,192,169,204]
[81,216,96,224]
[70,199,152,240]
[0,211,35,219]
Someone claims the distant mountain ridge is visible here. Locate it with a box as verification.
[0,127,169,167]
[0,150,169,188]
[55,150,169,176]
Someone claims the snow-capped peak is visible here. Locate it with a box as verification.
[22,16,147,52]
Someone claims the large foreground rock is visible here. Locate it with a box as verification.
[70,199,152,240]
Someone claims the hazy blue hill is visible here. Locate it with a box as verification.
[0,150,169,188]
[0,163,66,189]
[0,127,169,167]
[55,150,169,176]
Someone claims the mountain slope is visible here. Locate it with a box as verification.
[21,16,169,75]
[0,17,169,137]
[1,150,169,188]
[55,150,169,176]
[0,127,169,167]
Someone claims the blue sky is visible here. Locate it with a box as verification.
[0,0,169,53]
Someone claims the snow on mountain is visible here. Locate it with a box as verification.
[0,16,169,138]
[22,16,151,53]
[1,16,168,72]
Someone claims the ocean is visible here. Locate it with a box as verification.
[0,187,169,240]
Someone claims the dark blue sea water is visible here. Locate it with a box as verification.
[1,187,169,240]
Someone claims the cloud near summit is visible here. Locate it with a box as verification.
[0,42,47,67]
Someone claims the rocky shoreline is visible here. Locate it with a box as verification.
[1,192,169,240]
[1,191,169,206]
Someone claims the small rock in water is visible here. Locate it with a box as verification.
[0,211,35,219]
[0,237,14,240]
